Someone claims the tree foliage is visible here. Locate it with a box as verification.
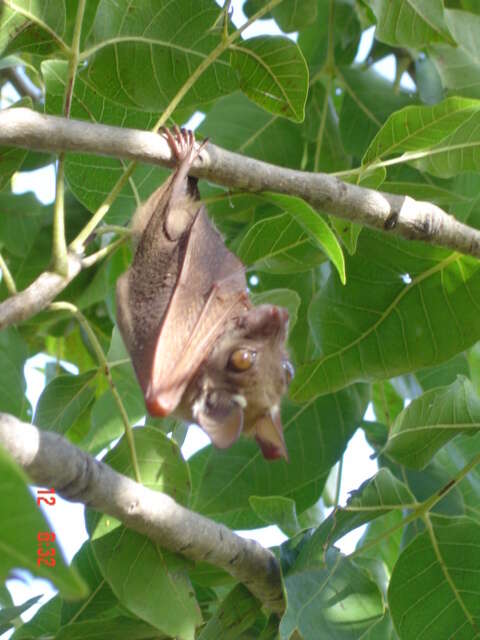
[1,0,480,638]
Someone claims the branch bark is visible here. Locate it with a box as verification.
[0,253,82,330]
[1,107,480,259]
[0,413,284,614]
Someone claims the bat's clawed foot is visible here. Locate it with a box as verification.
[160,125,209,167]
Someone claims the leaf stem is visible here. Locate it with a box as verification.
[0,251,17,295]
[52,0,86,272]
[49,301,141,483]
[52,156,68,275]
[81,235,128,268]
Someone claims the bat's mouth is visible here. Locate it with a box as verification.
[254,406,288,462]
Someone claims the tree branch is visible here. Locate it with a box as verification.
[0,253,82,330]
[0,413,284,613]
[1,107,480,258]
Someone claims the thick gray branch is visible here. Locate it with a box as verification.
[1,107,480,258]
[0,413,284,613]
[0,253,82,330]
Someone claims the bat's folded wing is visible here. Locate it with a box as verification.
[144,208,249,416]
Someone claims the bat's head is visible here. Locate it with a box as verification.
[185,304,293,461]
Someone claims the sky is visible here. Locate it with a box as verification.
[0,1,411,633]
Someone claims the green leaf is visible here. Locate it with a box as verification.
[82,0,237,112]
[198,585,261,640]
[0,192,51,258]
[370,0,455,47]
[34,370,98,435]
[298,1,360,74]
[280,548,385,640]
[290,230,480,402]
[415,353,470,391]
[303,82,350,173]
[363,97,480,165]
[249,495,300,536]
[0,596,41,635]
[87,428,199,639]
[244,0,319,33]
[372,380,404,425]
[363,97,480,178]
[301,469,415,555]
[0,328,29,419]
[262,192,346,283]
[236,211,327,274]
[199,92,304,169]
[85,328,144,454]
[339,67,415,157]
[429,9,480,100]
[189,384,369,529]
[436,431,480,523]
[231,36,308,122]
[389,515,480,640]
[271,0,318,32]
[385,376,480,469]
[0,445,87,599]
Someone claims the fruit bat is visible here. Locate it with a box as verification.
[116,127,293,460]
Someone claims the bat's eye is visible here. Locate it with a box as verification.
[229,348,256,372]
[283,360,294,384]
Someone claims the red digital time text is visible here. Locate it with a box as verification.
[36,488,56,568]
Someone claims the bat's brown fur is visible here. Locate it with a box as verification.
[116,127,293,460]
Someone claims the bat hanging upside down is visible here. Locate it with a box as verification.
[116,127,294,460]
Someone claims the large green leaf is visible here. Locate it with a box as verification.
[82,0,237,112]
[363,97,480,169]
[262,192,346,283]
[302,469,415,554]
[231,36,308,122]
[430,9,480,100]
[385,376,480,469]
[291,230,480,402]
[339,66,416,157]
[389,515,480,640]
[298,0,360,74]
[280,548,385,640]
[34,370,98,435]
[303,82,350,173]
[370,0,455,47]
[436,431,480,524]
[236,211,327,274]
[189,384,369,529]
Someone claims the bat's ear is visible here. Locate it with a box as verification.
[193,390,244,449]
